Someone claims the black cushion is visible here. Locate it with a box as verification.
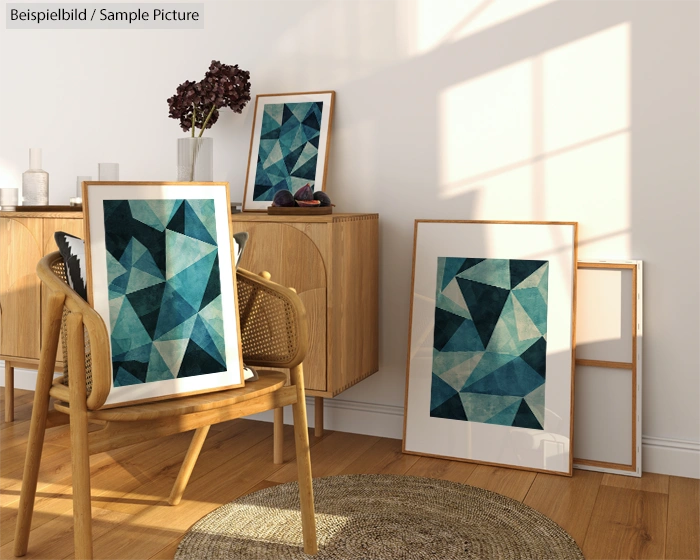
[54,231,88,300]
[233,231,248,269]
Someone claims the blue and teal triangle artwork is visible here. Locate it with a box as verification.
[190,315,226,369]
[103,198,228,388]
[253,101,323,201]
[429,257,549,429]
[460,393,521,424]
[168,251,217,312]
[437,257,466,292]
[484,398,523,427]
[430,373,467,421]
[184,201,217,245]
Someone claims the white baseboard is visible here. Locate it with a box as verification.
[3,366,36,390]
[1,366,60,391]
[3,364,698,479]
[642,436,700,479]
[249,397,405,440]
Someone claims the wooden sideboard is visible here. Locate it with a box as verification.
[0,211,84,421]
[0,210,379,429]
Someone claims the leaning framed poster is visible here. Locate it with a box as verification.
[242,91,335,212]
[403,220,578,475]
[83,181,244,408]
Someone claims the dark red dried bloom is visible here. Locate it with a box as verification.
[167,61,251,134]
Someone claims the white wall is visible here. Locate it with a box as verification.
[1,0,698,478]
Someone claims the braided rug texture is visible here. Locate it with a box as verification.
[175,474,584,560]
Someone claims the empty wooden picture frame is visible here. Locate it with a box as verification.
[574,260,643,476]
[242,91,335,211]
[83,182,244,408]
[403,220,578,475]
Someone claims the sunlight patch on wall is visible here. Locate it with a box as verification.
[544,134,630,257]
[439,59,533,190]
[543,23,630,152]
[400,0,558,57]
[438,22,631,258]
[576,268,631,356]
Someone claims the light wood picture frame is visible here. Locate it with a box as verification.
[82,181,244,407]
[242,91,335,212]
[573,260,643,476]
[403,220,578,475]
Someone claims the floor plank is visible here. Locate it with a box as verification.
[267,431,379,483]
[246,480,281,494]
[405,456,477,484]
[86,426,303,559]
[1,443,77,509]
[340,437,419,476]
[602,472,670,494]
[3,421,278,560]
[582,485,667,560]
[1,404,695,560]
[0,429,224,546]
[666,476,700,560]
[523,470,603,546]
[148,539,180,560]
[466,464,537,502]
[0,391,35,424]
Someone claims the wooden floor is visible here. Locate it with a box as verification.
[1,389,698,560]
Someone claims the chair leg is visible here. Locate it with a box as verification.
[168,425,211,506]
[70,399,93,559]
[273,407,284,464]
[66,313,93,560]
[13,371,52,557]
[290,365,317,555]
[5,361,14,422]
[14,294,65,557]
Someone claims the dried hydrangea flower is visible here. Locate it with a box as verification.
[167,61,251,136]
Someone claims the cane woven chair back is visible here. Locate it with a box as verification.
[43,252,308,410]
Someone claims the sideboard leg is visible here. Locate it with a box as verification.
[4,361,14,422]
[314,397,324,437]
[273,407,284,464]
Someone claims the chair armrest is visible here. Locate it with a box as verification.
[38,252,111,410]
[236,268,309,370]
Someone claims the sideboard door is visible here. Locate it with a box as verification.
[0,217,43,360]
[231,222,328,392]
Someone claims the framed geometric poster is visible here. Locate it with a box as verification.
[403,220,578,475]
[242,91,335,212]
[83,182,244,408]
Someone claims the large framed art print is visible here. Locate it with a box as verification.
[83,182,244,408]
[403,220,578,475]
[242,91,335,211]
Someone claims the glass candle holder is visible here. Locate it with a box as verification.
[75,176,91,200]
[71,175,91,206]
[0,187,19,210]
[98,163,119,181]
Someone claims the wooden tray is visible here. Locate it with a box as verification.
[267,206,333,215]
[8,205,80,212]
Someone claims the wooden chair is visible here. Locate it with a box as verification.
[14,252,317,559]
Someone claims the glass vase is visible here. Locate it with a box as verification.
[177,137,213,182]
[22,148,49,205]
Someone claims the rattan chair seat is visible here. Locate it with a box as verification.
[51,370,287,421]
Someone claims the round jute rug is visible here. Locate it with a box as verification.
[175,474,584,560]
